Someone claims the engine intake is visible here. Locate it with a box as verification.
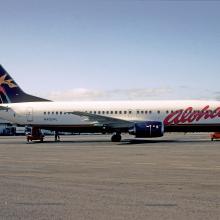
[129,121,164,138]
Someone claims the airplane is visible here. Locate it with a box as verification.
[0,64,220,142]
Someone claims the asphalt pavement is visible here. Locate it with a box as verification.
[0,133,219,220]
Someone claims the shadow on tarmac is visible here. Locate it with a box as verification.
[25,138,216,145]
[119,139,214,145]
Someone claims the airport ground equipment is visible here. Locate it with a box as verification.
[210,132,220,141]
[26,127,44,143]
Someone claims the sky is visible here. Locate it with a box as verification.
[0,0,220,101]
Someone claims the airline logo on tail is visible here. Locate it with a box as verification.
[0,74,17,88]
[0,73,18,103]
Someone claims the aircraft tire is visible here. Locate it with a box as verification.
[111,134,122,142]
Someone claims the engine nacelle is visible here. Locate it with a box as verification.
[129,121,164,138]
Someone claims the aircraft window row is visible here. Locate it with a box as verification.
[89,110,181,114]
[43,109,216,116]
[44,111,64,115]
[44,109,216,116]
[43,110,173,115]
[87,110,153,114]
[89,110,131,115]
[94,110,177,114]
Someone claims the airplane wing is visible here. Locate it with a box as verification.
[66,111,134,128]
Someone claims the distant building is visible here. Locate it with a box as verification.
[0,119,65,136]
[0,119,15,135]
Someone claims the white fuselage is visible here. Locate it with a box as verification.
[0,100,220,133]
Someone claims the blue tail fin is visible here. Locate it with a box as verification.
[0,65,50,103]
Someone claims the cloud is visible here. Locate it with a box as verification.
[46,87,173,101]
[213,91,220,101]
[110,87,173,100]
[48,88,105,101]
[39,86,220,101]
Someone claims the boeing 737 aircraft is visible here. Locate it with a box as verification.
[0,65,220,142]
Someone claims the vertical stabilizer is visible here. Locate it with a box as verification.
[0,65,50,103]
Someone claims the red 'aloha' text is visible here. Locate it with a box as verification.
[163,105,220,125]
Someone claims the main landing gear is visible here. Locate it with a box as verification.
[111,132,122,142]
[55,131,60,142]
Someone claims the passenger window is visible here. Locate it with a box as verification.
[44,112,46,115]
[141,111,144,114]
[149,111,152,114]
[60,112,62,115]
[115,111,117,114]
[56,112,58,115]
[98,111,101,114]
[119,111,122,114]
[110,111,113,114]
[137,111,139,114]
[52,112,54,115]
[94,111,96,114]
[145,111,148,114]
[106,111,109,114]
[129,111,132,114]
[157,110,160,114]
[102,111,105,114]
[124,111,127,114]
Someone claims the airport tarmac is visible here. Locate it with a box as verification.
[0,133,219,220]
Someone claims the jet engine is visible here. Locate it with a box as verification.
[129,121,164,138]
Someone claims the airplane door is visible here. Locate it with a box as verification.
[26,107,33,122]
